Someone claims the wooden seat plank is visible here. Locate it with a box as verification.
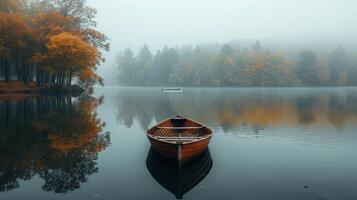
[156,126,203,130]
[155,137,204,139]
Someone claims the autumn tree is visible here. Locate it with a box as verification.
[212,44,236,86]
[32,11,78,42]
[47,0,110,53]
[0,13,33,82]
[34,32,100,87]
[296,50,318,85]
[316,58,331,85]
[246,51,290,86]
[0,0,109,90]
[328,47,349,85]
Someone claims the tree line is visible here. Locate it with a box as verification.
[116,42,357,86]
[0,0,109,88]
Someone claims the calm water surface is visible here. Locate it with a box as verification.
[1,87,357,200]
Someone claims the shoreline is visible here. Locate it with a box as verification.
[96,85,357,89]
[0,81,85,98]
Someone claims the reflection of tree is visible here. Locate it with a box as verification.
[295,97,316,124]
[39,151,99,193]
[0,96,109,193]
[0,166,32,192]
[34,99,106,153]
[328,95,348,128]
[115,91,175,129]
[115,89,357,132]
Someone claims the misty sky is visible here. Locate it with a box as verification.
[87,0,357,83]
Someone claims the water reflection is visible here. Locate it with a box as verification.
[0,96,109,193]
[146,148,212,199]
[115,88,357,132]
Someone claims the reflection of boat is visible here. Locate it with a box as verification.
[146,148,212,199]
[147,115,212,162]
[161,88,183,93]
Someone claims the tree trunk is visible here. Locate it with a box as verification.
[4,59,9,82]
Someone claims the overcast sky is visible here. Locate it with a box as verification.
[87,0,357,84]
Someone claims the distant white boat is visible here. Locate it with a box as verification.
[161,87,183,93]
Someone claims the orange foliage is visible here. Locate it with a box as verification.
[0,1,108,87]
[48,100,103,153]
[34,99,104,153]
[0,12,32,52]
[40,32,99,79]
[238,102,292,126]
[32,11,79,42]
[208,96,357,129]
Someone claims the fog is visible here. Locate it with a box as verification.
[87,0,357,85]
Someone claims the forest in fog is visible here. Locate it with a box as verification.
[116,42,357,87]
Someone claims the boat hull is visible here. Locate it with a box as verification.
[146,148,212,199]
[148,136,211,162]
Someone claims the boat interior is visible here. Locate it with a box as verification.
[147,115,211,143]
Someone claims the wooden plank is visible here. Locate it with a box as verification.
[156,126,203,129]
[156,139,203,141]
[155,137,204,139]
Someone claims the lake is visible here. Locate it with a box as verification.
[1,87,357,200]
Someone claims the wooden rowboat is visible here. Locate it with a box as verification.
[146,148,212,199]
[147,115,212,162]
